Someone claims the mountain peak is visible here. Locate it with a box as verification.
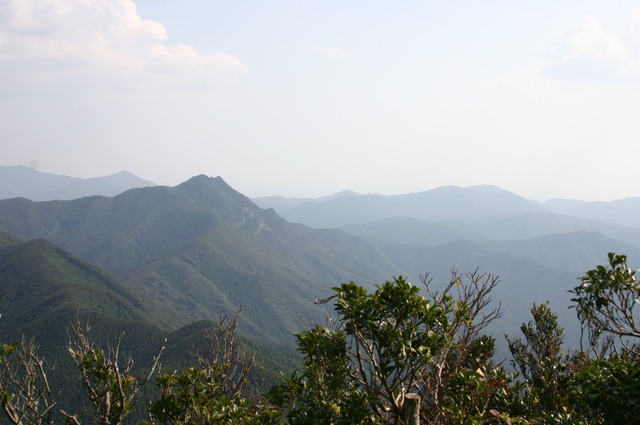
[467,184,509,192]
[177,175,233,195]
[175,175,275,232]
[180,174,224,185]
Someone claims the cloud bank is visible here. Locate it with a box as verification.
[544,10,640,80]
[0,0,248,90]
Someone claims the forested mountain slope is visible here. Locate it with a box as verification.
[0,235,299,422]
[0,176,396,344]
[0,236,169,350]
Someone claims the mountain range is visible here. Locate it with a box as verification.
[0,165,156,201]
[0,175,394,346]
[1,168,639,378]
[253,185,640,229]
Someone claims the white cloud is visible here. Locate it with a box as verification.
[0,0,248,89]
[314,46,348,61]
[543,11,640,80]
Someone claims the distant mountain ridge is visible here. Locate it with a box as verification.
[256,185,545,228]
[253,185,640,229]
[0,165,156,201]
[543,197,640,227]
[339,213,640,249]
[253,190,366,211]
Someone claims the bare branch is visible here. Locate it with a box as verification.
[0,336,60,425]
[66,315,165,425]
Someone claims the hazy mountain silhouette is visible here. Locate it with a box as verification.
[341,213,640,249]
[544,197,640,227]
[0,165,156,201]
[253,190,365,211]
[258,185,639,232]
[262,185,545,228]
[476,231,640,274]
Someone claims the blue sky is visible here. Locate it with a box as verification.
[1,1,639,200]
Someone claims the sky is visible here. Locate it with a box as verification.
[1,1,639,201]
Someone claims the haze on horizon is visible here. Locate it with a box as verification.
[1,1,639,202]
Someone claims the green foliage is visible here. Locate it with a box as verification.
[506,303,570,414]
[267,325,378,425]
[147,310,281,425]
[270,274,508,425]
[571,252,640,353]
[334,277,449,418]
[0,343,17,361]
[416,269,503,424]
[148,368,280,425]
[566,253,640,424]
[72,348,134,420]
[571,355,640,425]
[504,304,596,425]
[143,255,640,425]
[436,366,512,425]
[0,341,18,412]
